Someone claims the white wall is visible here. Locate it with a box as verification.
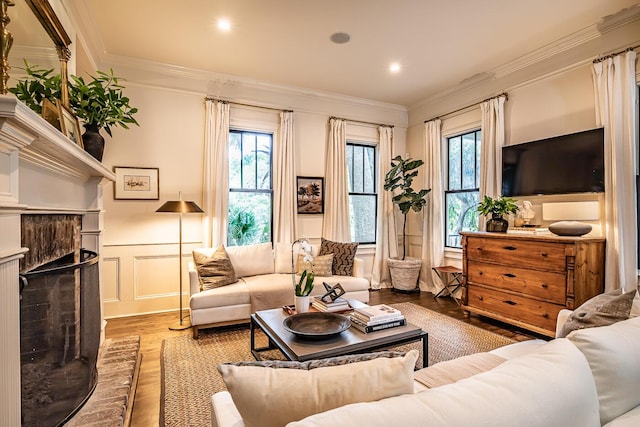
[100,78,408,318]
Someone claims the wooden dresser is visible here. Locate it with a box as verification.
[460,231,605,337]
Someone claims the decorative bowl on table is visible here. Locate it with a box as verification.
[283,312,351,340]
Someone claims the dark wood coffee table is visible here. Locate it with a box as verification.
[250,307,428,366]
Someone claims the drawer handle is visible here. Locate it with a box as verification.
[542,313,549,318]
[477,295,484,301]
[541,252,548,257]
[503,300,516,306]
[476,246,483,251]
[504,273,516,278]
[504,246,517,251]
[541,283,548,289]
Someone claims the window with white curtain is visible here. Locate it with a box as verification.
[445,129,481,248]
[347,142,377,244]
[227,129,273,246]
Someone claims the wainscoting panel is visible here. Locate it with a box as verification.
[102,257,120,302]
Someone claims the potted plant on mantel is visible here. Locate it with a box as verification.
[9,61,139,162]
[477,195,519,232]
[383,155,431,292]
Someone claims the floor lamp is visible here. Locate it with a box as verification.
[156,191,204,330]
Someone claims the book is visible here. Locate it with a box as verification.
[349,317,406,333]
[350,313,405,327]
[311,297,350,312]
[507,227,551,235]
[354,304,402,322]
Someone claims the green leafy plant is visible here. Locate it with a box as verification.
[68,69,139,136]
[477,195,519,217]
[9,60,61,114]
[384,155,431,260]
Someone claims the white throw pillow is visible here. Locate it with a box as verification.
[218,350,418,427]
[630,287,640,318]
[225,242,274,277]
[567,315,640,425]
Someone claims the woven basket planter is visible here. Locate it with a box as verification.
[387,257,422,291]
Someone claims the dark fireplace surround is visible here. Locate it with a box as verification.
[19,214,101,426]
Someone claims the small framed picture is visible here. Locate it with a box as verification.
[114,167,160,200]
[56,100,83,148]
[296,176,324,214]
[42,99,61,131]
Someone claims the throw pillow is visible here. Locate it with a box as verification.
[225,242,274,277]
[192,246,237,291]
[630,287,640,318]
[227,350,409,369]
[558,288,637,338]
[319,238,358,276]
[296,253,333,276]
[217,349,418,427]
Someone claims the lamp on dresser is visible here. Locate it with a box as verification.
[156,191,204,330]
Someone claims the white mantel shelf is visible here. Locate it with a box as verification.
[0,95,115,182]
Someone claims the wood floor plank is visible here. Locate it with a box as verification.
[105,289,543,426]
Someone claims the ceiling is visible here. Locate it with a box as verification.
[63,0,640,106]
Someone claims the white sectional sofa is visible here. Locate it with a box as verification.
[189,242,370,338]
[211,309,640,427]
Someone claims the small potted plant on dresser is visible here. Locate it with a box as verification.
[477,195,519,232]
[384,155,431,292]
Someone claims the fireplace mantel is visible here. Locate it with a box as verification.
[0,94,113,425]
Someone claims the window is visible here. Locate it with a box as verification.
[445,130,481,248]
[346,142,377,244]
[227,130,273,246]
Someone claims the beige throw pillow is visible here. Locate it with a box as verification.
[319,238,358,276]
[296,253,333,276]
[192,246,237,291]
[218,349,418,427]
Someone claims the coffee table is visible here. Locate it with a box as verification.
[250,307,428,366]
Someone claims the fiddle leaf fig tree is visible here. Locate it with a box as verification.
[384,155,431,260]
[68,69,139,136]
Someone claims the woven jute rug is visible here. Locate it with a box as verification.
[160,302,515,426]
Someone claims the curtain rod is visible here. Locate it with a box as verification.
[593,44,640,63]
[423,92,508,124]
[329,116,394,128]
[205,97,293,113]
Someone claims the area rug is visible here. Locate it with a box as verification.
[160,302,516,426]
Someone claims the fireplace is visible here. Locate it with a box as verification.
[19,215,101,426]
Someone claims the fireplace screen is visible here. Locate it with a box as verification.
[20,249,101,426]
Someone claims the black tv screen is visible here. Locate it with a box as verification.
[502,128,604,197]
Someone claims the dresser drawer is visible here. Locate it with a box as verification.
[465,237,567,271]
[466,285,562,332]
[467,261,566,303]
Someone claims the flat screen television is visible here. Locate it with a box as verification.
[502,127,604,197]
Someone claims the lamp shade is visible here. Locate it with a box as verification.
[156,200,204,214]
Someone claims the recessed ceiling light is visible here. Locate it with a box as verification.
[217,18,232,32]
[330,32,351,44]
[389,62,401,73]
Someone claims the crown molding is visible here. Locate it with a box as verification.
[598,4,640,34]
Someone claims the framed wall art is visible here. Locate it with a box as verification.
[41,99,61,131]
[113,167,160,200]
[57,100,83,148]
[296,176,324,214]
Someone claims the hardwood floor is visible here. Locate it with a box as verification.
[105,289,545,426]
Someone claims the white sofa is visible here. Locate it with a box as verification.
[189,242,370,338]
[211,309,640,427]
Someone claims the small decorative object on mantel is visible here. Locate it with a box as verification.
[477,195,519,232]
[292,237,314,313]
[548,221,592,236]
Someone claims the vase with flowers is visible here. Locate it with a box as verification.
[292,238,314,313]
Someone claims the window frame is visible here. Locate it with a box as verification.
[227,128,274,246]
[346,141,378,245]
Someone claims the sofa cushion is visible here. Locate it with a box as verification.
[218,349,418,427]
[297,253,333,276]
[287,339,600,427]
[189,280,250,310]
[319,238,358,276]
[226,242,274,277]
[192,246,237,291]
[307,275,369,296]
[274,242,293,274]
[567,315,640,425]
[413,352,506,389]
[558,289,636,338]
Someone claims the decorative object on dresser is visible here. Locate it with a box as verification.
[383,155,431,291]
[156,192,204,330]
[460,231,605,337]
[477,195,519,232]
[542,201,600,237]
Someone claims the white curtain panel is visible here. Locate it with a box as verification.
[371,126,398,289]
[322,118,351,241]
[420,119,444,293]
[478,95,506,230]
[273,111,297,244]
[592,51,638,292]
[202,99,230,247]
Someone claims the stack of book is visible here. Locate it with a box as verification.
[311,297,350,312]
[349,304,405,333]
[507,226,550,235]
